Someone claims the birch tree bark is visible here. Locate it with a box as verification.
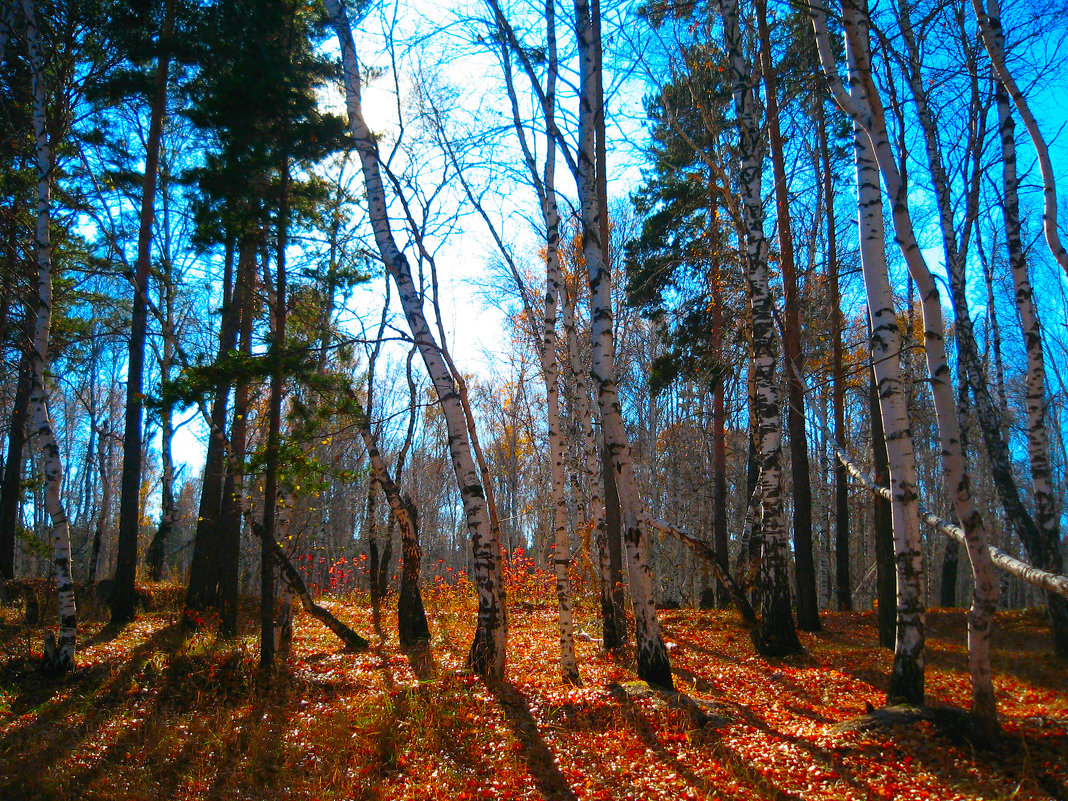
[574,0,673,686]
[23,0,76,672]
[755,0,819,632]
[721,0,801,658]
[985,0,1068,657]
[813,0,1000,736]
[326,0,506,680]
[971,0,1068,283]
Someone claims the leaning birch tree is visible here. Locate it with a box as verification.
[813,0,1000,739]
[325,0,507,680]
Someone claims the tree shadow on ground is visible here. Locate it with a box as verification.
[0,619,190,799]
[491,681,579,801]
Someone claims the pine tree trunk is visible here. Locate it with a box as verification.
[186,238,239,619]
[23,0,76,672]
[722,0,801,658]
[326,0,506,680]
[820,110,852,613]
[0,345,32,581]
[112,0,175,626]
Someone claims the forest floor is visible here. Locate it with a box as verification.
[0,580,1065,801]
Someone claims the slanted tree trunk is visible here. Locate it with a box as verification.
[756,0,819,632]
[326,0,506,680]
[574,0,673,687]
[815,0,999,738]
[358,418,430,646]
[112,0,175,625]
[972,0,1068,283]
[722,0,801,658]
[988,0,1068,656]
[23,0,76,672]
[253,519,369,651]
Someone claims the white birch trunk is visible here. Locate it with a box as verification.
[23,0,76,672]
[540,102,580,686]
[971,0,1068,282]
[897,5,1001,737]
[494,3,579,682]
[814,0,1002,719]
[985,0,1068,657]
[573,0,672,687]
[325,0,506,680]
[720,0,801,657]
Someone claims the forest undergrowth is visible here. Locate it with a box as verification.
[0,573,1065,801]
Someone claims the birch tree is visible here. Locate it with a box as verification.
[326,0,507,680]
[22,0,77,672]
[813,0,1000,739]
[720,0,802,658]
[574,0,674,687]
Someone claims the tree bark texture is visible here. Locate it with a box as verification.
[572,0,673,687]
[756,0,819,632]
[722,0,801,658]
[23,0,76,672]
[112,0,175,626]
[326,0,506,680]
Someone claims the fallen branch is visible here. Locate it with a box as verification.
[644,516,758,627]
[251,519,370,651]
[808,393,1068,600]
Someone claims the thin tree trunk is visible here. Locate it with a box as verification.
[146,279,177,581]
[574,0,673,687]
[712,290,730,608]
[112,0,175,625]
[326,0,506,680]
[972,0,1068,282]
[23,0,76,672]
[821,109,851,613]
[756,0,819,632]
[722,0,801,658]
[260,157,290,671]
